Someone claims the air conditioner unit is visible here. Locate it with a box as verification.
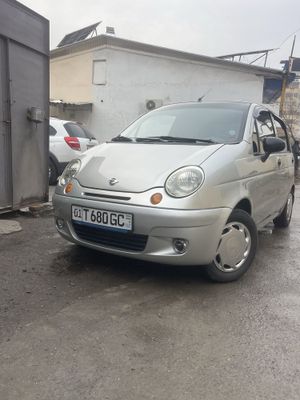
[145,99,163,111]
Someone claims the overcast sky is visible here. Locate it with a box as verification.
[20,0,300,69]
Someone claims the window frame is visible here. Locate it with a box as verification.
[92,59,107,85]
[252,108,276,155]
[255,109,276,140]
[252,119,261,154]
[271,114,291,152]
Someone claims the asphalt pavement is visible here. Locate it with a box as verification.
[0,184,299,400]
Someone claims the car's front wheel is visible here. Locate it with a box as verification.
[205,209,258,282]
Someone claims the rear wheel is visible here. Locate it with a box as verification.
[49,158,58,185]
[205,209,258,282]
[273,191,294,228]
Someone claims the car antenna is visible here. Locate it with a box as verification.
[198,88,211,102]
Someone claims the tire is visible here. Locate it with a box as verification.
[49,158,58,185]
[205,209,258,283]
[273,191,294,228]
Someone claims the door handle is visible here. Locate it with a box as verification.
[277,159,282,167]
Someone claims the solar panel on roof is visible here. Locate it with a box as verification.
[291,58,300,72]
[57,22,101,47]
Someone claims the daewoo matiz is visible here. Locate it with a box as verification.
[53,102,295,282]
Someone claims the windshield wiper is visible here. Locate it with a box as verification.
[136,136,219,144]
[111,135,133,142]
[135,137,166,142]
[111,135,219,144]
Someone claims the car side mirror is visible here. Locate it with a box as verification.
[261,137,285,162]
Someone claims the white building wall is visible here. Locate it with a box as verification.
[51,51,92,102]
[90,47,264,141]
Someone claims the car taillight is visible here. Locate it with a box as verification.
[64,136,81,151]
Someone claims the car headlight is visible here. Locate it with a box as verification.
[165,166,204,198]
[59,159,81,186]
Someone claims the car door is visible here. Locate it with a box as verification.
[247,109,280,225]
[271,114,294,210]
[49,122,65,160]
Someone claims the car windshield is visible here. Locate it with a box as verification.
[116,103,249,144]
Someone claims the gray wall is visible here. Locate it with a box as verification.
[0,0,49,211]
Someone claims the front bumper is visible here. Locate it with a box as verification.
[53,191,231,266]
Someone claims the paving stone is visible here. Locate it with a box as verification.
[0,220,22,235]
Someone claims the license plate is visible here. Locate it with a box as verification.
[72,205,133,231]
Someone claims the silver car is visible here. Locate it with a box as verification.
[53,102,295,282]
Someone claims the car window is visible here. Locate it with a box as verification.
[64,122,93,139]
[288,131,295,147]
[255,111,275,139]
[81,125,95,140]
[287,131,300,157]
[49,125,57,136]
[292,139,300,155]
[135,115,176,138]
[252,120,261,154]
[272,116,289,151]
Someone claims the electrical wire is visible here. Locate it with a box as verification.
[278,27,300,49]
[253,28,300,65]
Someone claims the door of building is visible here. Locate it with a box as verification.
[0,37,12,210]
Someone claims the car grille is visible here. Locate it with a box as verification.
[72,221,148,252]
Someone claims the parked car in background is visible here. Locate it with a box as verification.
[49,118,99,184]
[53,102,295,282]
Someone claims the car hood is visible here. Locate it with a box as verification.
[76,142,223,192]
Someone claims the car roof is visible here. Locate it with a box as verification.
[50,117,72,124]
[156,101,252,112]
[156,101,287,121]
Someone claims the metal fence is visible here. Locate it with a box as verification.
[0,0,49,212]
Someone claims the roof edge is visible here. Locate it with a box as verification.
[51,35,283,78]
[5,0,49,22]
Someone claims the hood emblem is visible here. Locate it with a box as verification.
[109,178,119,186]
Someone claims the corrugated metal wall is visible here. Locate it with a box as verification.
[0,0,49,212]
[0,36,12,209]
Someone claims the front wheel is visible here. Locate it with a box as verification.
[205,209,258,283]
[273,191,294,228]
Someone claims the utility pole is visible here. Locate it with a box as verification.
[280,35,296,116]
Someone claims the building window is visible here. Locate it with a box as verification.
[93,60,107,85]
